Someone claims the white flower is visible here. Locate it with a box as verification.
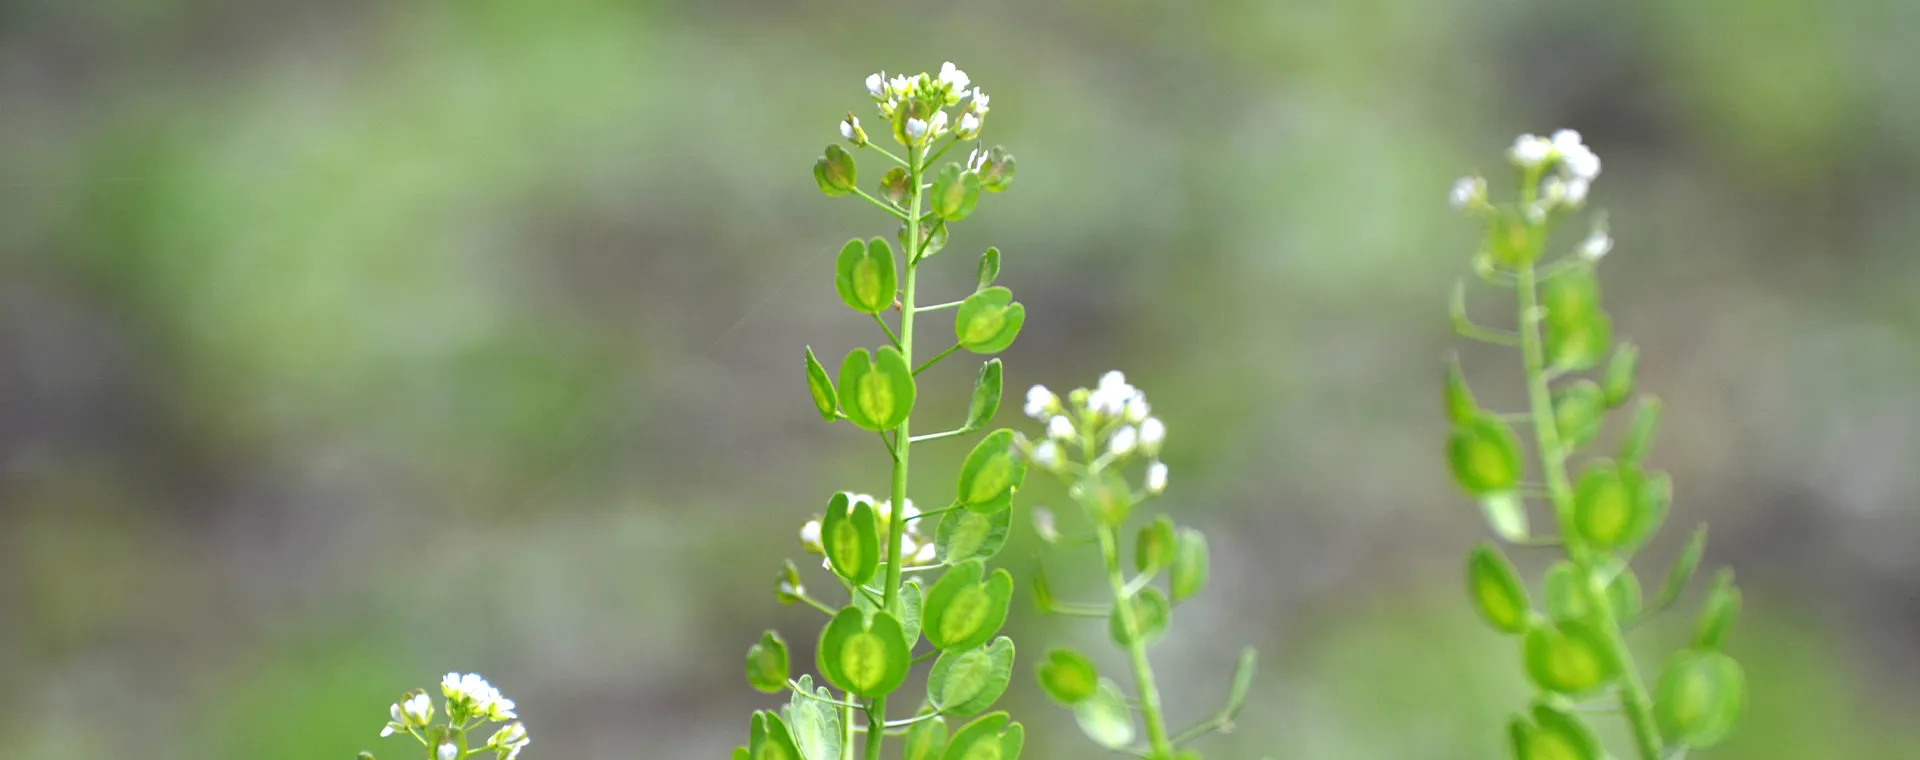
[1032,507,1060,543]
[490,723,531,760]
[1449,175,1486,210]
[441,672,515,721]
[1563,177,1591,206]
[956,112,982,139]
[840,115,860,140]
[1552,130,1601,180]
[1109,425,1138,456]
[1024,385,1058,419]
[799,519,823,553]
[889,74,917,96]
[1580,231,1612,260]
[967,146,990,173]
[1087,371,1139,417]
[905,117,930,143]
[1509,133,1553,168]
[969,88,990,114]
[928,110,950,138]
[938,62,970,94]
[866,72,888,99]
[1139,417,1166,451]
[1031,441,1061,470]
[1047,415,1075,440]
[1123,395,1151,424]
[1146,462,1169,495]
[437,738,459,760]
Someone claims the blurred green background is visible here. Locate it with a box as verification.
[2,0,1917,757]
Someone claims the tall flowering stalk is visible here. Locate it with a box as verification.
[360,672,529,760]
[739,63,1027,760]
[1018,372,1257,760]
[1446,131,1747,760]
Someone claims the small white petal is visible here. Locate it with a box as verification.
[437,741,459,760]
[1509,134,1552,168]
[1580,232,1613,260]
[905,118,929,140]
[1123,396,1150,424]
[1032,441,1061,469]
[1024,385,1057,419]
[1146,462,1169,494]
[1139,417,1166,447]
[866,73,887,98]
[1047,415,1075,440]
[1109,426,1138,456]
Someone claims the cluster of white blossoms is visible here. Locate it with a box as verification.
[1452,129,1604,219]
[374,673,528,760]
[799,493,938,567]
[1021,371,1169,496]
[840,62,991,147]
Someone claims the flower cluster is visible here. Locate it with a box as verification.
[843,62,991,147]
[1020,371,1168,496]
[799,493,937,566]
[369,673,528,760]
[1454,129,1605,222]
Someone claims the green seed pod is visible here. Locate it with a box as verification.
[1448,413,1525,496]
[785,675,842,760]
[1619,396,1662,464]
[1603,342,1639,407]
[1693,569,1740,650]
[774,558,803,605]
[956,429,1026,513]
[1223,647,1258,721]
[817,608,912,697]
[928,637,1016,716]
[1072,679,1135,750]
[1542,561,1593,623]
[901,713,948,760]
[977,146,1016,192]
[1522,620,1617,695]
[834,237,898,315]
[1540,266,1601,325]
[1649,525,1709,616]
[814,144,856,196]
[936,500,1011,563]
[1608,565,1643,622]
[1545,310,1613,372]
[1036,648,1100,705]
[1572,459,1649,550]
[745,630,789,694]
[1107,587,1170,646]
[898,219,950,261]
[879,166,910,206]
[1443,354,1480,427]
[1487,209,1539,268]
[803,346,839,422]
[1552,380,1606,451]
[896,580,924,647]
[965,359,1003,431]
[942,712,1025,760]
[1169,528,1210,604]
[955,287,1026,354]
[749,710,805,760]
[976,246,1001,291]
[931,164,983,222]
[837,346,916,431]
[1136,514,1176,573]
[923,559,1014,651]
[1655,650,1747,748]
[1467,543,1531,634]
[822,492,881,585]
[1520,702,1603,760]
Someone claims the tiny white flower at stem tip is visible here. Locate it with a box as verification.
[1123,395,1150,424]
[1108,425,1138,457]
[839,115,866,147]
[436,739,459,760]
[1032,441,1062,470]
[1047,415,1075,440]
[938,62,970,97]
[799,519,823,554]
[904,117,929,144]
[1024,384,1058,419]
[1139,417,1166,452]
[956,111,982,140]
[1509,133,1552,168]
[1449,175,1486,211]
[1146,462,1169,494]
[866,72,888,99]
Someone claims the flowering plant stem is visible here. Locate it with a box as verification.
[1095,524,1173,755]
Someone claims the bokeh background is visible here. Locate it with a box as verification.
[2,0,1917,757]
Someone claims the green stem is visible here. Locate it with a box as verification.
[865,140,923,760]
[1098,525,1173,756]
[852,186,910,221]
[873,313,901,349]
[1515,262,1663,760]
[912,343,962,375]
[912,299,965,313]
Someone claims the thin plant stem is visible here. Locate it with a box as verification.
[851,186,910,221]
[873,313,901,349]
[908,427,969,444]
[1098,525,1173,756]
[913,343,962,375]
[913,299,964,313]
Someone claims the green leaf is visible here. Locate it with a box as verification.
[750,710,804,760]
[1572,460,1646,549]
[1648,525,1708,617]
[1224,647,1258,720]
[1520,701,1603,760]
[813,145,855,196]
[1443,354,1479,427]
[816,608,911,697]
[931,164,983,222]
[955,429,1026,513]
[1522,621,1616,695]
[1552,380,1606,451]
[1035,648,1099,705]
[1603,342,1638,407]
[1618,396,1662,464]
[879,166,910,206]
[1655,650,1746,748]
[936,505,1011,564]
[835,238,898,315]
[745,630,789,694]
[1479,491,1531,543]
[803,347,839,422]
[822,493,881,586]
[1693,569,1740,650]
[965,360,1003,431]
[923,559,1014,651]
[1169,528,1210,604]
[1542,561,1593,623]
[901,714,948,760]
[954,287,1026,355]
[1467,543,1531,634]
[976,247,1001,291]
[1545,311,1613,372]
[785,675,841,760]
[1448,413,1525,496]
[1072,679,1136,750]
[1135,514,1176,573]
[941,712,1024,760]
[928,637,1016,716]
[838,346,916,431]
[1108,587,1170,646]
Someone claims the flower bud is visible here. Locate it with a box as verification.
[1032,507,1060,543]
[1024,385,1059,420]
[1449,175,1487,211]
[799,518,824,554]
[436,738,459,760]
[1031,441,1063,471]
[1139,417,1166,454]
[878,167,909,206]
[865,72,888,100]
[774,559,804,604]
[955,111,982,140]
[840,114,867,147]
[1047,415,1075,440]
[1109,426,1138,457]
[489,722,531,760]
[1146,461,1169,495]
[1124,395,1151,424]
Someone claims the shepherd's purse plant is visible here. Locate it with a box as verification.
[737,62,1028,760]
[1017,372,1257,760]
[1444,131,1747,760]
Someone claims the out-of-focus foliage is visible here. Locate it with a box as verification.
[0,0,1917,758]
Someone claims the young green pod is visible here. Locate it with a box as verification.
[1619,396,1662,465]
[1515,702,1603,760]
[813,144,856,196]
[1072,679,1135,750]
[956,429,1026,513]
[1541,561,1593,623]
[1486,209,1540,268]
[817,608,912,697]
[834,237,898,315]
[942,712,1025,760]
[1443,354,1479,427]
[936,504,1011,564]
[928,637,1016,716]
[1540,266,1601,325]
[803,347,839,422]
[923,559,1015,651]
[749,710,805,760]
[744,630,789,694]
[1036,648,1100,705]
[1552,380,1606,451]
[955,287,1026,354]
[821,493,881,585]
[1603,342,1639,407]
[879,166,910,206]
[901,714,948,760]
[838,346,916,430]
[1136,514,1176,573]
[965,359,1003,431]
[1545,310,1613,372]
[976,146,1016,192]
[976,246,1001,291]
[898,219,949,261]
[931,164,983,222]
[1169,528,1210,604]
[1693,569,1741,650]
[1655,650,1747,748]
[1467,543,1531,634]
[1572,459,1652,550]
[1522,620,1617,695]
[1107,587,1170,646]
[1647,525,1709,618]
[1448,413,1525,496]
[785,675,842,760]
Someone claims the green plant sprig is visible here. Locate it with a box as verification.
[738,62,1028,760]
[1017,374,1258,760]
[1446,131,1746,760]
